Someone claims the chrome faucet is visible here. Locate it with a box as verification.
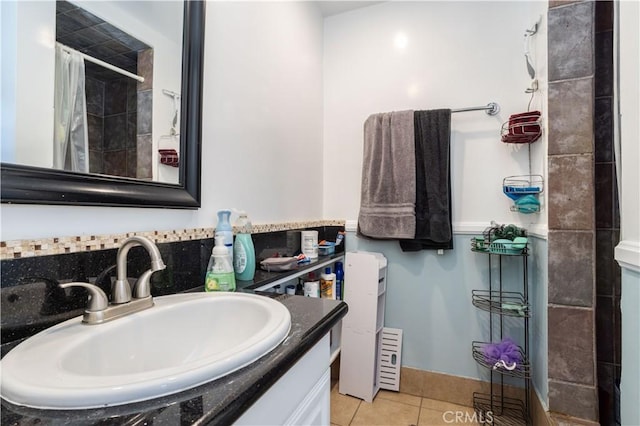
[113,236,166,303]
[60,236,166,324]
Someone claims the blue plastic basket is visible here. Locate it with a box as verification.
[489,239,526,255]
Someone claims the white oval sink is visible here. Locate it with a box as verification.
[0,292,291,409]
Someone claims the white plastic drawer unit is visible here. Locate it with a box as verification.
[340,251,388,403]
[377,268,387,295]
[346,251,387,295]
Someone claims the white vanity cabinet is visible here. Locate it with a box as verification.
[234,256,345,425]
[234,334,330,425]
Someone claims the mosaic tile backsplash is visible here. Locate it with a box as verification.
[0,220,345,260]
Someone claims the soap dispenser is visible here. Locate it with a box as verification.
[215,209,233,257]
[233,211,256,281]
[205,236,236,292]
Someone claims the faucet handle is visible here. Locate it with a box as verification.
[59,282,109,312]
[112,277,132,304]
[133,270,154,299]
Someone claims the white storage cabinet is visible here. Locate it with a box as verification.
[339,251,387,402]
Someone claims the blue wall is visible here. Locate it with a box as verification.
[529,237,548,408]
[621,269,640,425]
[346,231,548,400]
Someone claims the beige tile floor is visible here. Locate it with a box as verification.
[331,380,480,426]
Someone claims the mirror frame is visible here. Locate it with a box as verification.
[1,1,204,209]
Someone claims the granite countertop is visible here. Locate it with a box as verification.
[1,295,348,425]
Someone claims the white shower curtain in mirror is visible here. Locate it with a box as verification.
[53,44,89,172]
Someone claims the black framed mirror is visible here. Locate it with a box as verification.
[1,1,204,209]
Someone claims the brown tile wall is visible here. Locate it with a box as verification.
[548,306,595,384]
[136,48,153,180]
[548,231,595,306]
[548,381,600,425]
[547,78,594,155]
[86,75,137,177]
[547,0,598,422]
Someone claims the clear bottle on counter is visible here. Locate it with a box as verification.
[233,211,256,281]
[215,210,234,257]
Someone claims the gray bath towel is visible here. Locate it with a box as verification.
[358,110,416,239]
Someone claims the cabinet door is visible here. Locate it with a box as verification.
[234,335,330,425]
[285,370,330,425]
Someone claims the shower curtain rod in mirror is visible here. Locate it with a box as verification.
[56,42,145,83]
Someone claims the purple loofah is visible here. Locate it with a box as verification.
[482,338,521,368]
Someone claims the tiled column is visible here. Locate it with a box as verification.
[137,48,154,180]
[547,1,598,422]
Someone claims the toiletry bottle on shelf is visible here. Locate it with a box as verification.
[303,272,320,298]
[205,236,236,292]
[215,209,233,257]
[320,267,336,299]
[334,261,344,300]
[233,211,256,281]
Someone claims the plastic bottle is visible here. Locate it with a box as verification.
[205,236,236,292]
[233,211,256,281]
[320,267,336,299]
[215,209,233,257]
[334,261,344,300]
[303,272,320,298]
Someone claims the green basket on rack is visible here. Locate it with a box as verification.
[471,236,489,252]
[488,238,527,255]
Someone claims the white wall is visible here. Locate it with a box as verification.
[323,1,548,235]
[202,1,325,224]
[0,0,325,241]
[616,0,640,249]
[1,1,55,168]
[0,1,17,162]
[616,1,640,424]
